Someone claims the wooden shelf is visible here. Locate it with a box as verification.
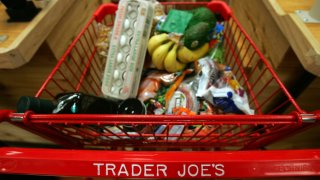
[263,0,320,77]
[0,5,28,49]
[0,0,75,69]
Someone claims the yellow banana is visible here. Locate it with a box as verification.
[177,43,209,63]
[152,41,174,70]
[164,44,186,73]
[147,33,169,55]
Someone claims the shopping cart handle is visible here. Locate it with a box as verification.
[94,1,232,23]
[0,147,320,178]
[314,110,320,121]
[94,3,118,23]
[207,1,232,20]
[301,110,320,123]
[0,110,13,123]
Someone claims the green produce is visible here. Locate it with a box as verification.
[187,7,217,29]
[209,42,224,64]
[159,9,193,34]
[184,22,211,49]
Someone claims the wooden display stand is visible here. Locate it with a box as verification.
[264,0,320,77]
[230,0,320,150]
[263,0,320,112]
[0,0,107,144]
[230,0,320,112]
[0,0,75,69]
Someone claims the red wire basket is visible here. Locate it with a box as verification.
[0,1,320,178]
[4,1,316,149]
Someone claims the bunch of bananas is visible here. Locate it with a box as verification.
[147,33,209,73]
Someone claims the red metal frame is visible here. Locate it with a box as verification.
[1,1,320,178]
[0,147,319,178]
[21,1,304,149]
[24,1,308,150]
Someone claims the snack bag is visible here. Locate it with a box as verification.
[196,57,254,115]
[138,70,179,102]
[166,77,199,115]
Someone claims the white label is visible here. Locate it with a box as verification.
[166,91,187,114]
[93,163,225,178]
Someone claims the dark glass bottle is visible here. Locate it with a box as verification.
[17,92,119,114]
[17,96,55,114]
[52,92,119,114]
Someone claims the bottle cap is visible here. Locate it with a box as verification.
[117,98,146,132]
[17,96,55,114]
[117,98,146,115]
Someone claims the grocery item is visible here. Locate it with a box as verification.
[173,107,196,115]
[53,92,119,114]
[223,67,244,96]
[148,34,190,73]
[163,44,186,73]
[138,71,179,102]
[147,33,170,54]
[177,43,210,63]
[101,0,155,100]
[184,22,211,49]
[145,98,166,115]
[167,125,184,140]
[148,7,215,73]
[152,41,174,70]
[117,98,146,115]
[196,56,222,98]
[158,75,199,141]
[182,125,215,141]
[159,9,193,34]
[151,1,166,33]
[164,69,194,109]
[212,22,224,42]
[94,2,255,139]
[117,98,146,133]
[96,23,112,58]
[198,100,222,115]
[166,81,199,115]
[17,96,55,114]
[17,93,120,114]
[182,7,217,50]
[207,87,243,114]
[206,86,253,115]
[139,69,194,115]
[230,90,253,115]
[195,57,254,115]
[187,7,217,29]
[209,42,224,64]
[103,126,139,140]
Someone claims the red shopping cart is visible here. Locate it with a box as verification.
[0,1,320,179]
